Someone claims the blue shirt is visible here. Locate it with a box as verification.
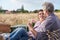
[36,13,60,40]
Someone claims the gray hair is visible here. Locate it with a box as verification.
[42,2,54,13]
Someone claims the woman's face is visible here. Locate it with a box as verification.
[38,11,44,19]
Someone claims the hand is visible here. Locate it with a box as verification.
[27,22,32,27]
[27,22,33,31]
[27,22,37,37]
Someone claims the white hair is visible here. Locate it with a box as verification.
[42,2,54,13]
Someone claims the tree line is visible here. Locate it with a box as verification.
[0,6,60,14]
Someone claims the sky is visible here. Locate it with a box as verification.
[0,0,60,11]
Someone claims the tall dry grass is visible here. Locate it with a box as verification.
[0,13,60,26]
[0,13,38,26]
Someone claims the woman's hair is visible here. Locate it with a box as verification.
[38,9,43,12]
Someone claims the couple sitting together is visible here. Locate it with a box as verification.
[6,2,60,40]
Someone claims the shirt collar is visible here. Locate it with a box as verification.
[46,13,55,19]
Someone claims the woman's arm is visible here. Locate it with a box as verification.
[27,23,37,37]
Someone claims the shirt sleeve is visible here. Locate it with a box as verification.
[41,18,56,31]
[36,32,48,40]
[34,21,40,28]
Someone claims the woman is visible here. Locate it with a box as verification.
[6,9,45,40]
[27,9,45,40]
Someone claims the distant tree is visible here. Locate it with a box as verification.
[16,9,21,13]
[23,10,29,13]
[5,10,11,14]
[0,6,2,10]
[0,6,2,13]
[0,6,8,13]
[16,5,29,13]
[20,5,25,13]
[33,10,38,13]
[11,10,16,13]
[17,9,21,11]
[55,9,58,11]
[55,9,60,12]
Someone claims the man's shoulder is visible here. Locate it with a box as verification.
[46,14,57,22]
[41,14,57,26]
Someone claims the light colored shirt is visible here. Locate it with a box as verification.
[28,21,41,38]
[28,21,46,38]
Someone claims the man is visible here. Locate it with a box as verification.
[28,2,60,40]
[35,2,60,40]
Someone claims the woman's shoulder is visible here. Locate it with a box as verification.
[34,21,41,26]
[36,21,41,24]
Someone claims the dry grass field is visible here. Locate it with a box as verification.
[0,12,60,26]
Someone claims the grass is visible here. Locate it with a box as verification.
[0,13,60,26]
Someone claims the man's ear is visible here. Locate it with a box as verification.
[46,10,49,14]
